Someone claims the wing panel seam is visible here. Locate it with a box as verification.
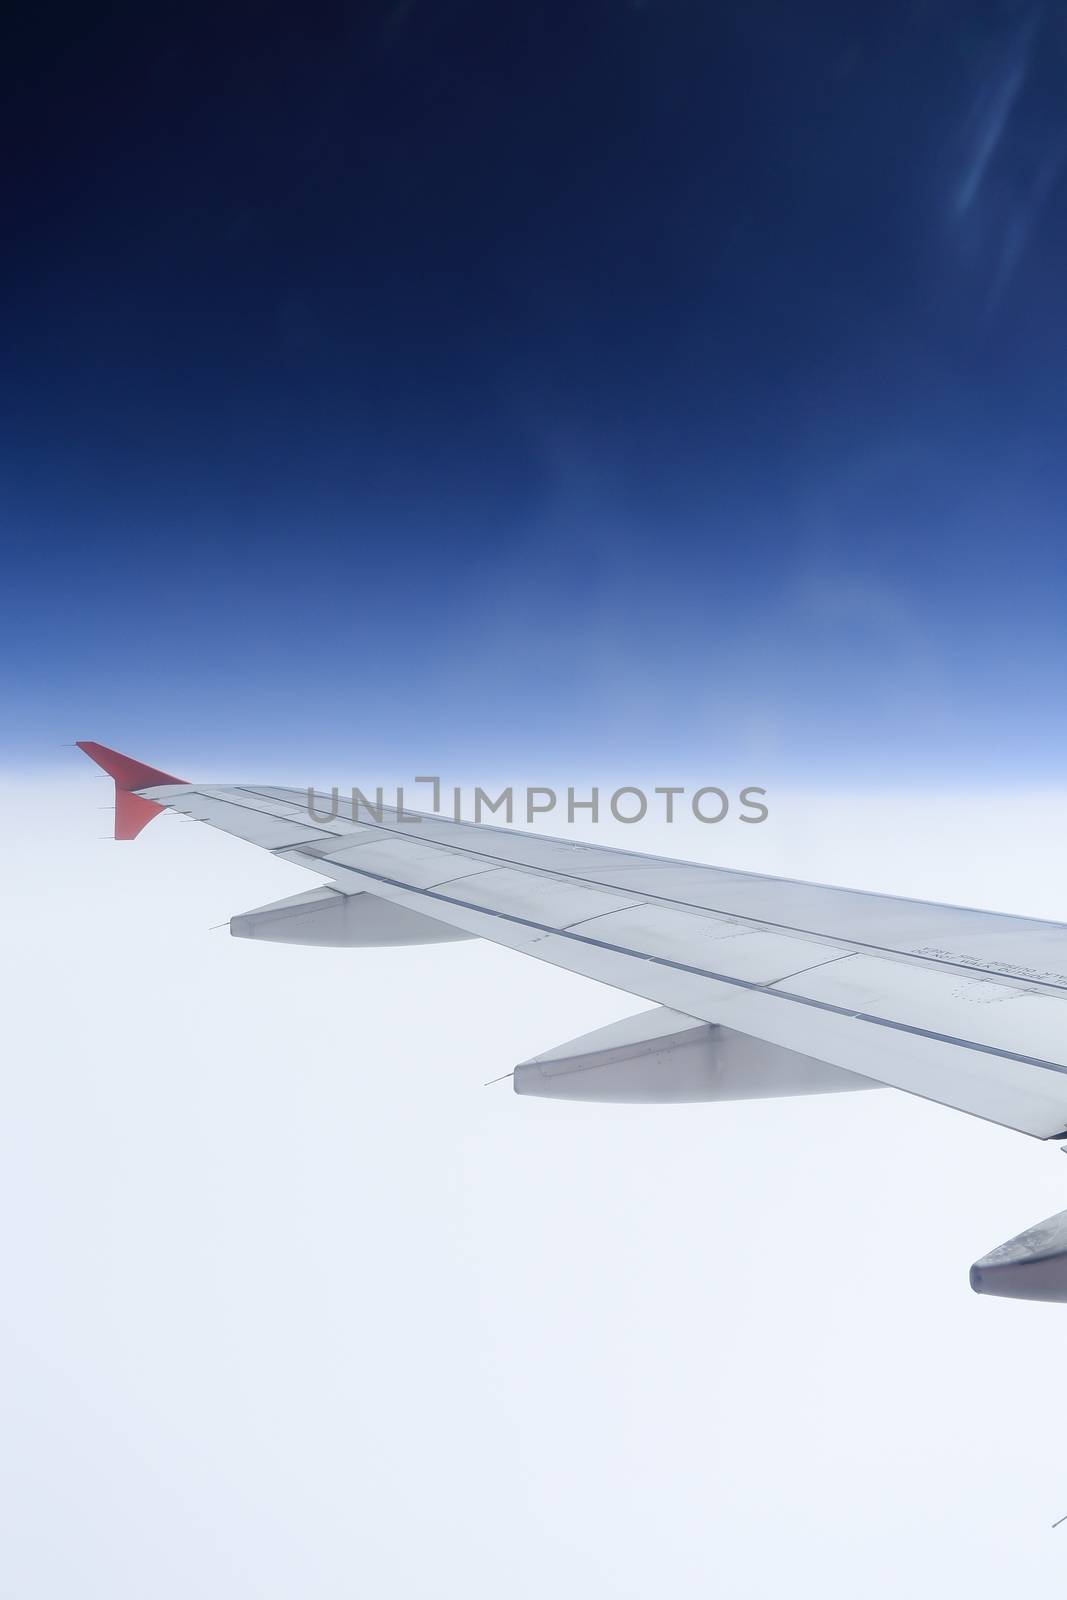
[285,848,1067,1080]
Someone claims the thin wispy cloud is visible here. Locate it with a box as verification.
[945,10,1067,310]
[953,12,1038,218]
[988,137,1067,309]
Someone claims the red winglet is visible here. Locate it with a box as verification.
[76,741,186,841]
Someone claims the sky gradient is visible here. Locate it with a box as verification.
[4,1,1067,780]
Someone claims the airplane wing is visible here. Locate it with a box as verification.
[78,741,1067,1300]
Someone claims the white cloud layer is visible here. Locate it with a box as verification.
[4,774,1067,1596]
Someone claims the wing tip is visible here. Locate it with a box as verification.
[77,741,185,841]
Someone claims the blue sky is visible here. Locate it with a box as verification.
[4,1,1066,781]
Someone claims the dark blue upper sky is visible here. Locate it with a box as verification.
[4,1,1066,778]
